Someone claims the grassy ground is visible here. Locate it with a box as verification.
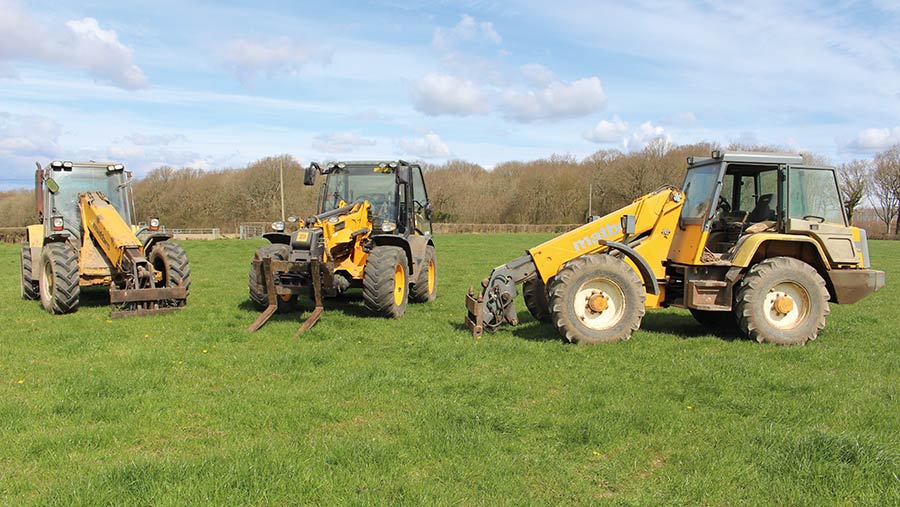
[1,235,898,506]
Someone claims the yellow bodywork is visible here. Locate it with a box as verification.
[314,201,372,279]
[728,233,830,268]
[77,192,145,284]
[529,187,684,308]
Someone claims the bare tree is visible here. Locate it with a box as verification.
[870,145,900,234]
[838,160,869,224]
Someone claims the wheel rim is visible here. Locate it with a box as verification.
[763,281,809,330]
[574,277,625,330]
[427,258,435,294]
[393,264,405,306]
[41,258,53,307]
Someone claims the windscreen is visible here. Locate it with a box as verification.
[323,165,397,220]
[49,168,131,231]
[680,163,721,221]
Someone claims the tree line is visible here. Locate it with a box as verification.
[1,141,899,234]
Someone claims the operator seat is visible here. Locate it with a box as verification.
[747,194,774,222]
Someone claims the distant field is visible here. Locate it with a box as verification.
[1,235,898,506]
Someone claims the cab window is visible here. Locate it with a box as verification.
[788,168,845,225]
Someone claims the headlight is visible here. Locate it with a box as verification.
[381,221,396,232]
[62,161,73,169]
[51,216,64,231]
[149,217,160,231]
[50,161,63,169]
[272,221,285,232]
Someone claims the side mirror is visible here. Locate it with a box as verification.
[304,162,320,186]
[46,178,60,194]
[424,201,433,221]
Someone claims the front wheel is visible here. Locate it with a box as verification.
[20,244,39,300]
[149,242,191,290]
[39,242,80,315]
[548,254,646,344]
[410,245,437,303]
[523,276,551,322]
[734,257,829,345]
[363,245,409,318]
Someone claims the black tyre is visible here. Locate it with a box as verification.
[410,245,437,303]
[39,242,80,315]
[548,254,645,344]
[363,245,409,318]
[689,308,737,331]
[523,276,551,322]
[20,244,39,300]
[734,257,829,345]
[149,241,191,290]
[248,244,293,310]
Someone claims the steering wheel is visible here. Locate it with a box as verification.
[717,196,731,213]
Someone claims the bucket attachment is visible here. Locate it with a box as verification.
[109,286,188,319]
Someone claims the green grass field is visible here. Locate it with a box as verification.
[1,235,898,506]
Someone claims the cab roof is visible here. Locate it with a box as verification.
[688,151,805,167]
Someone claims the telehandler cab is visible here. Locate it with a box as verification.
[20,161,190,318]
[466,151,884,345]
[248,160,436,335]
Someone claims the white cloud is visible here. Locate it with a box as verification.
[626,121,672,150]
[583,116,629,144]
[432,14,502,50]
[501,76,607,122]
[521,63,556,87]
[222,37,331,85]
[0,112,62,157]
[397,132,450,158]
[122,133,188,146]
[846,127,900,152]
[311,132,376,153]
[411,73,491,116]
[0,1,147,89]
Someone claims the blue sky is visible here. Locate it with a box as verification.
[1,0,899,188]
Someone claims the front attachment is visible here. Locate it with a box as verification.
[247,257,279,332]
[464,255,539,338]
[109,286,188,318]
[247,257,326,336]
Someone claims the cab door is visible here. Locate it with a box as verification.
[786,166,857,265]
[411,166,432,236]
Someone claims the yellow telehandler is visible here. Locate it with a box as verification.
[466,151,884,345]
[20,161,190,318]
[248,160,436,335]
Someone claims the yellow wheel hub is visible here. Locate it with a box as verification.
[588,293,609,313]
[427,259,435,294]
[393,264,405,306]
[773,294,794,315]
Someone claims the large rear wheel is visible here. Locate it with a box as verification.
[20,244,39,300]
[548,254,645,344]
[248,244,293,310]
[363,245,409,318]
[39,242,80,314]
[410,245,437,303]
[523,276,551,322]
[734,257,829,345]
